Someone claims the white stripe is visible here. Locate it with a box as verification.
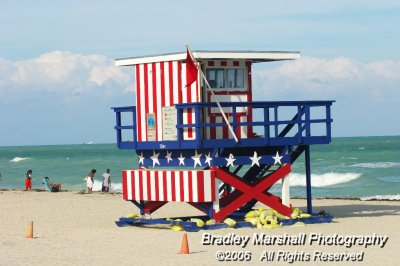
[148,64,153,113]
[126,171,132,200]
[241,116,248,138]
[166,171,172,201]
[150,171,156,201]
[175,171,181,202]
[158,171,164,201]
[164,63,170,107]
[142,171,148,200]
[216,117,223,139]
[203,171,211,201]
[156,62,163,141]
[172,61,179,105]
[192,171,198,202]
[134,170,140,200]
[181,65,188,140]
[139,64,147,141]
[183,171,189,202]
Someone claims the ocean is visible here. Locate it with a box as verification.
[0,136,399,200]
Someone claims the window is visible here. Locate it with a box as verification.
[206,67,245,90]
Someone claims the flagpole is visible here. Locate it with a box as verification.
[185,44,239,143]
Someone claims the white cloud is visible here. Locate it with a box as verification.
[0,51,134,101]
[253,56,400,103]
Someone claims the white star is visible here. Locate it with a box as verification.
[150,150,160,168]
[225,153,236,167]
[205,152,213,166]
[272,151,283,165]
[249,151,262,167]
[165,151,173,163]
[178,153,185,166]
[138,152,145,165]
[191,150,202,168]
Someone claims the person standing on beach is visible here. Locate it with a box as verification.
[86,169,96,193]
[25,170,32,190]
[101,169,112,192]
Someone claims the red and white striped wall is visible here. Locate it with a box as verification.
[135,61,199,142]
[122,169,216,203]
[203,60,253,139]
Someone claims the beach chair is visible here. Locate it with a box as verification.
[43,177,61,192]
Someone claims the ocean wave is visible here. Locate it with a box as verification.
[91,180,122,192]
[9,157,29,163]
[350,162,400,169]
[361,194,400,201]
[288,172,361,187]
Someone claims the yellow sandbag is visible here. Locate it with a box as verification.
[165,218,173,221]
[190,218,205,228]
[223,218,237,227]
[125,213,139,219]
[245,210,259,218]
[273,210,287,219]
[245,217,260,226]
[206,219,215,225]
[299,213,312,219]
[291,208,302,219]
[256,222,263,229]
[259,209,274,219]
[258,207,265,212]
[171,225,184,231]
[174,218,183,222]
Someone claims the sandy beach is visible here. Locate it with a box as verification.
[0,190,399,266]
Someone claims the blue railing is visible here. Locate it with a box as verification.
[112,101,334,150]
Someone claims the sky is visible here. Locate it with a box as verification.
[0,0,399,146]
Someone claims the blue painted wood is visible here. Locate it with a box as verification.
[112,101,334,152]
[305,145,312,214]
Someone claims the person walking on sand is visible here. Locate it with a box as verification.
[25,170,32,190]
[85,169,96,193]
[102,169,112,192]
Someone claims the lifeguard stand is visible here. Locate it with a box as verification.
[112,50,334,222]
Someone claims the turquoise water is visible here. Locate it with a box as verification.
[0,136,399,199]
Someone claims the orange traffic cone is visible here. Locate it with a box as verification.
[25,221,33,238]
[178,233,190,254]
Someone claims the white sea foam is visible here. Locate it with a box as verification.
[90,180,122,192]
[9,157,29,163]
[288,172,361,187]
[350,162,400,169]
[361,194,400,201]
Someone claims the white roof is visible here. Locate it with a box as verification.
[115,50,300,66]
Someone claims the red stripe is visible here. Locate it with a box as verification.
[177,61,182,104]
[169,61,174,105]
[138,170,144,200]
[163,172,168,201]
[233,61,239,66]
[223,120,228,139]
[210,115,216,139]
[143,64,149,141]
[186,70,193,138]
[188,171,193,202]
[236,115,241,139]
[122,170,127,200]
[154,171,159,201]
[208,61,214,66]
[179,171,184,202]
[147,171,152,201]
[160,62,165,107]
[152,63,158,141]
[210,171,216,201]
[135,66,142,141]
[197,171,204,202]
[220,61,226,66]
[171,171,176,201]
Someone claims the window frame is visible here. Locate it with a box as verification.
[205,66,247,91]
